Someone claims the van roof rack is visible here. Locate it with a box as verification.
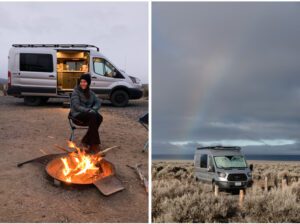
[197,146,241,150]
[12,44,100,52]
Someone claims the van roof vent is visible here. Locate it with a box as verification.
[197,146,241,150]
[12,44,100,52]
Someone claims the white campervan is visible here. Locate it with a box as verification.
[7,44,143,106]
[194,146,253,191]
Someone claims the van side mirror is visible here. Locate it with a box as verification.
[249,164,253,171]
[207,166,214,172]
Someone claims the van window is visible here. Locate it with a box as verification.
[208,156,215,171]
[20,53,53,72]
[93,58,124,79]
[214,155,247,169]
[104,61,114,77]
[200,154,207,168]
[104,61,124,78]
[93,58,105,76]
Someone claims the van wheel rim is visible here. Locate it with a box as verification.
[115,94,125,104]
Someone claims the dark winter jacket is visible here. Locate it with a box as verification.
[70,85,101,117]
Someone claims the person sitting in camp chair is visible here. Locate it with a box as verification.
[70,73,102,154]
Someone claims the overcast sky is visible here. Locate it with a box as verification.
[153,2,300,156]
[0,2,148,83]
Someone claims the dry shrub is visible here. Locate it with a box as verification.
[152,179,237,223]
[241,185,300,222]
[153,163,194,180]
[291,181,300,202]
[142,84,148,99]
[152,161,300,223]
[154,190,238,223]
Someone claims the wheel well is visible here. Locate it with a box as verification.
[110,86,129,98]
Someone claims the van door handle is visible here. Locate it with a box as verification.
[92,76,97,79]
[49,75,55,78]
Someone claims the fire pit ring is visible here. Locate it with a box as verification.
[45,154,125,196]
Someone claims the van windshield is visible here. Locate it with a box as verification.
[214,155,247,169]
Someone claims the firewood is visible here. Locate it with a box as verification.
[96,146,120,156]
[39,149,48,155]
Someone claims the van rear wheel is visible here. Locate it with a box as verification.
[41,97,49,104]
[24,96,43,106]
[110,90,129,107]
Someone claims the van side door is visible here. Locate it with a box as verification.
[196,154,209,182]
[207,155,216,180]
[18,51,57,95]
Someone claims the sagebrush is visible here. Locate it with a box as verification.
[152,161,300,223]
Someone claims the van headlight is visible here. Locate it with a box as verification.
[247,172,252,177]
[217,172,226,178]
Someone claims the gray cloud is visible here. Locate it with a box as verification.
[0,2,148,83]
[153,2,300,155]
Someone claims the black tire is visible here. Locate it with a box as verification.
[110,90,129,107]
[24,96,43,106]
[41,97,49,105]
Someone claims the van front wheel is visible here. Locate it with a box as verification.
[24,96,43,106]
[110,90,129,107]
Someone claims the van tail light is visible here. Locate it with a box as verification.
[8,71,11,88]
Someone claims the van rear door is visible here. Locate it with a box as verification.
[18,50,57,95]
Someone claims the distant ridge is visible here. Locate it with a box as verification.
[152,154,300,161]
[0,78,7,84]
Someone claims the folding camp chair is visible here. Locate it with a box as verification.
[139,113,148,152]
[68,93,88,141]
[68,112,89,141]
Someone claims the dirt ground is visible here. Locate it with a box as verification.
[0,96,148,223]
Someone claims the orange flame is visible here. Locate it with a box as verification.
[60,141,102,183]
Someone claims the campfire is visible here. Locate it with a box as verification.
[46,141,115,185]
[55,141,109,184]
[17,141,125,196]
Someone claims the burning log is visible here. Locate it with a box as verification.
[54,143,119,156]
[17,140,125,196]
[127,164,148,193]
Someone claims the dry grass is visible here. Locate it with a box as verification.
[152,161,300,223]
[142,84,148,99]
[0,84,7,96]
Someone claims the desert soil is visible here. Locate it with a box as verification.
[0,96,148,223]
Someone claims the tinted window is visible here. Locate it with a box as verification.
[200,154,207,168]
[20,53,53,72]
